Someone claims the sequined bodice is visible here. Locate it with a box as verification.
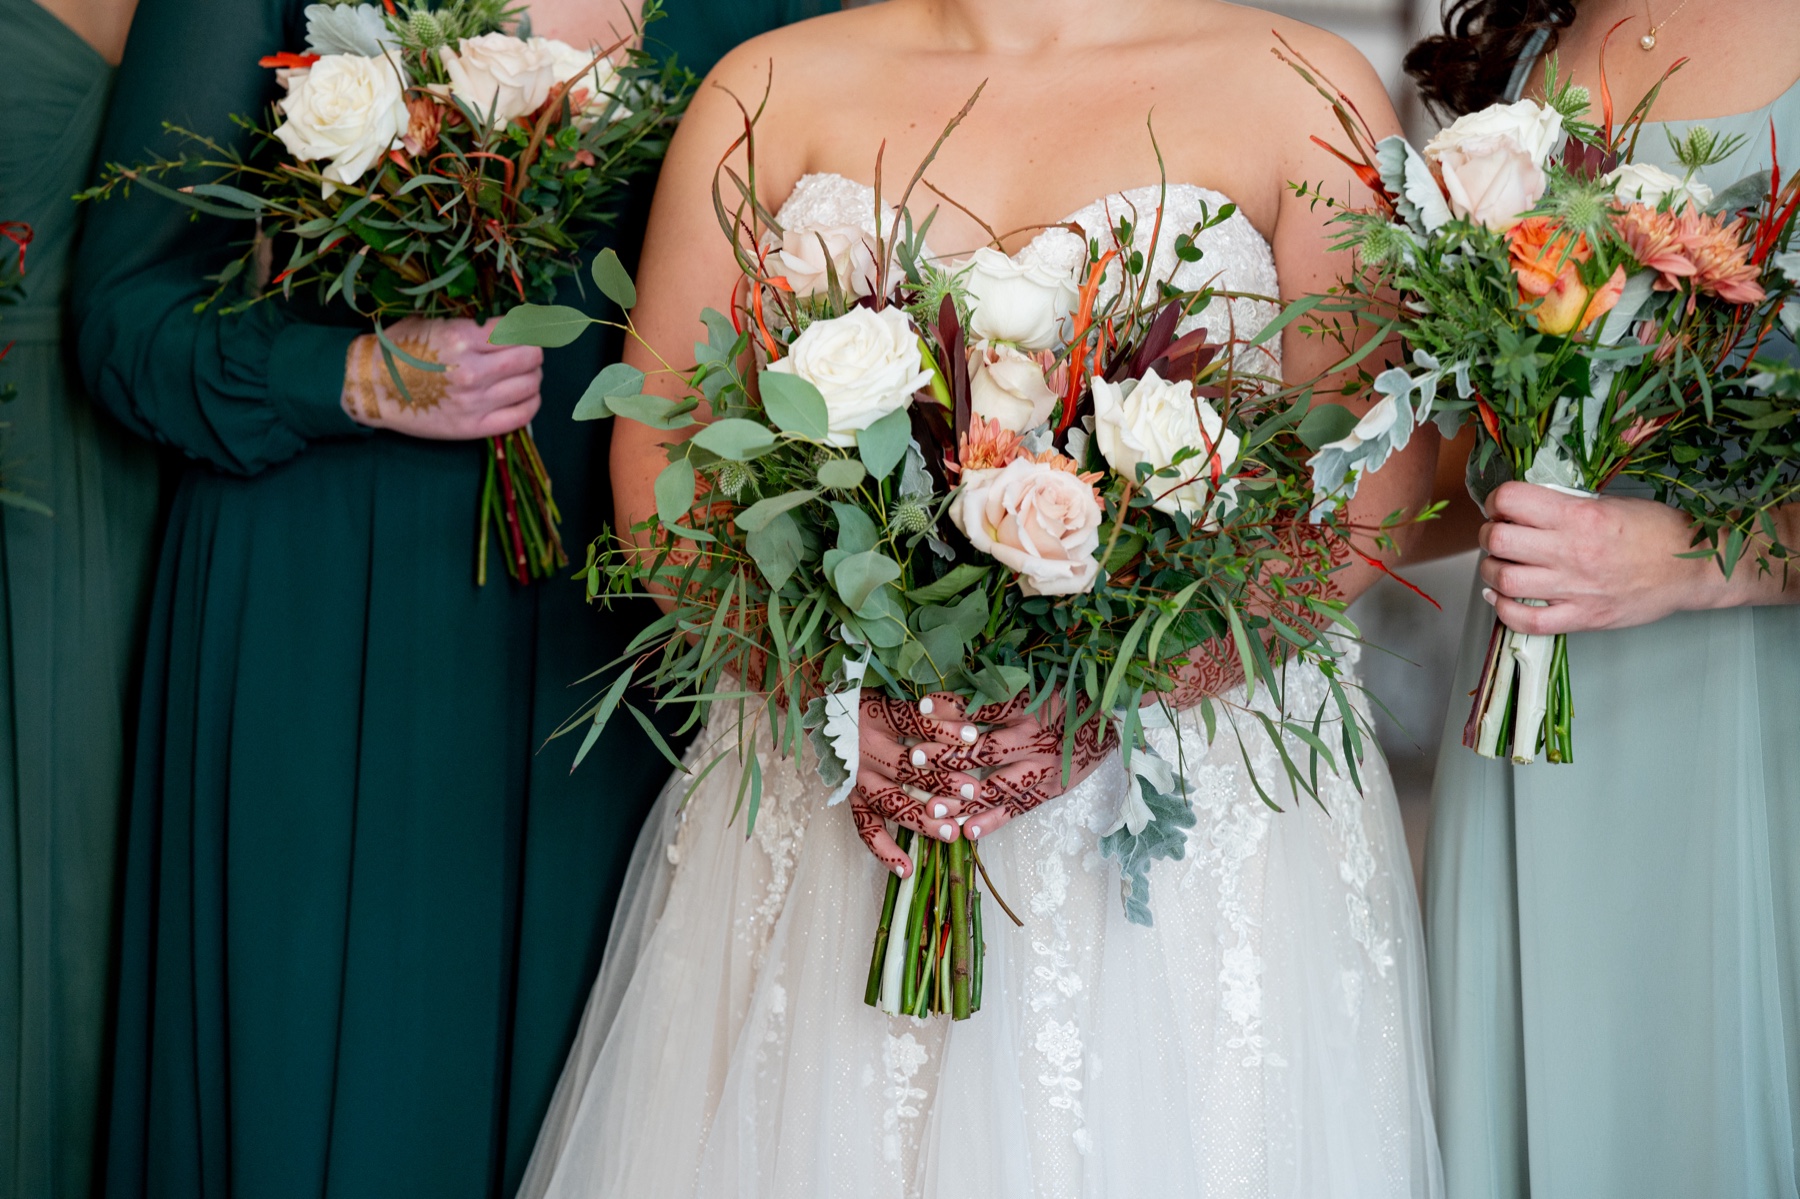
[774,173,1284,374]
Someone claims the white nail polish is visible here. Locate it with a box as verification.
[938,823,955,840]
[918,697,935,715]
[911,748,927,767]
[960,783,975,800]
[932,803,948,818]
[960,725,978,744]
[1482,587,1497,606]
[967,825,981,839]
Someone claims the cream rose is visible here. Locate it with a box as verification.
[1092,369,1241,522]
[1423,100,1563,231]
[950,458,1103,596]
[1605,162,1714,210]
[272,54,410,197]
[962,247,1079,350]
[1424,99,1565,167]
[765,306,933,447]
[969,343,1058,432]
[440,33,560,127]
[542,39,630,124]
[772,223,885,300]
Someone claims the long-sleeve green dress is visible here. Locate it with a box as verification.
[76,2,831,1196]
[1426,48,1800,1199]
[1,3,164,1197]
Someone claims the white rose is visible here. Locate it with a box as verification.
[773,223,886,300]
[765,306,933,447]
[1424,98,1565,167]
[440,33,560,127]
[969,343,1058,433]
[542,39,630,124]
[950,458,1102,597]
[1092,368,1241,522]
[963,247,1079,351]
[272,54,409,197]
[1605,161,1714,210]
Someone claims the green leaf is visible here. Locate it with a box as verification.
[1224,602,1257,704]
[909,622,968,686]
[746,511,805,592]
[857,408,912,480]
[692,418,777,460]
[903,564,990,605]
[572,362,645,420]
[833,551,903,612]
[853,584,910,647]
[590,248,637,310]
[736,489,820,532]
[573,666,636,769]
[830,502,880,554]
[488,304,593,348]
[915,591,987,641]
[817,459,867,491]
[1296,403,1361,451]
[759,371,832,442]
[605,393,696,430]
[654,458,696,529]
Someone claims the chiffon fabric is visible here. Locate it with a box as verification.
[0,3,162,1195]
[520,177,1443,1199]
[1426,56,1800,1199]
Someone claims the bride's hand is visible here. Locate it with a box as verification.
[849,691,1115,876]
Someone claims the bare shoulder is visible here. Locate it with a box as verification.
[1201,5,1398,137]
[697,4,903,115]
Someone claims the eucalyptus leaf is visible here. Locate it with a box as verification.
[692,418,777,460]
[736,489,821,532]
[1296,403,1361,451]
[489,304,593,348]
[856,407,912,480]
[590,248,637,310]
[817,459,867,491]
[833,551,903,613]
[830,502,880,554]
[606,393,695,430]
[572,362,645,421]
[903,564,989,604]
[654,458,696,529]
[759,371,833,442]
[745,511,805,591]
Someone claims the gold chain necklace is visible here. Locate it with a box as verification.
[1640,0,1693,50]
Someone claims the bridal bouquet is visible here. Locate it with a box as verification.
[1281,36,1800,765]
[498,96,1388,1020]
[80,0,689,583]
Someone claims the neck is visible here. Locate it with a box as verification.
[914,0,1159,54]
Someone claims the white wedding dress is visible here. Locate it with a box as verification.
[519,177,1443,1199]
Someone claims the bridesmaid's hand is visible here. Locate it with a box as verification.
[849,691,1115,876]
[340,316,543,440]
[1476,481,1779,634]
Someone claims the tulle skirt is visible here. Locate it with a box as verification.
[521,658,1443,1198]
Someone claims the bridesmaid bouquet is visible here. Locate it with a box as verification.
[79,0,689,583]
[498,96,1386,1020]
[1281,35,1800,764]
[0,220,48,515]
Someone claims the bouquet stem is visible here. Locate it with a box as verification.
[480,429,567,585]
[866,829,984,1020]
[1463,609,1574,764]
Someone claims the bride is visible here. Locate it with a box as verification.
[522,1,1443,1195]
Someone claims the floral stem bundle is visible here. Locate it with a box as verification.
[503,85,1387,1021]
[80,0,690,584]
[1283,33,1800,764]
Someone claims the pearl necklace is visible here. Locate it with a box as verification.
[1640,0,1692,50]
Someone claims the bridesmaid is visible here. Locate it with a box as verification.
[74,1,836,1196]
[0,1,161,1197]
[1407,4,1800,1197]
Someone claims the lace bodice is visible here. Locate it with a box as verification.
[774,173,1283,375]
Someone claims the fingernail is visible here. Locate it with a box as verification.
[959,725,978,744]
[911,748,927,767]
[932,803,948,818]
[894,862,909,878]
[967,824,981,839]
[938,823,955,840]
[1482,587,1497,606]
[960,782,975,800]
[918,697,935,715]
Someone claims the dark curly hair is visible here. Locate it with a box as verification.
[1404,1,1582,118]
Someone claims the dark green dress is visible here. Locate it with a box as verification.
[77,2,831,1196]
[0,3,163,1197]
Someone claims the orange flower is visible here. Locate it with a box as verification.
[951,416,1026,475]
[401,94,442,158]
[1612,204,1767,305]
[1507,217,1624,335]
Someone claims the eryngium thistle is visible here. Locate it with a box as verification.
[1552,181,1611,236]
[1358,222,1411,268]
[889,500,931,535]
[408,9,447,48]
[713,459,753,500]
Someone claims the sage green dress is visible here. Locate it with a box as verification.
[76,2,831,1197]
[1427,68,1800,1199]
[0,3,163,1196]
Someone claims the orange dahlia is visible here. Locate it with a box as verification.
[1612,204,1766,304]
